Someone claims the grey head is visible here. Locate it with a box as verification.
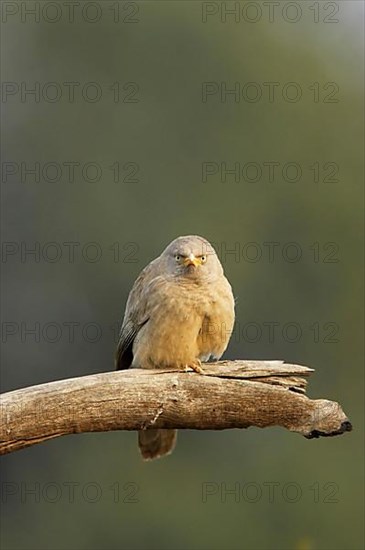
[158,235,224,281]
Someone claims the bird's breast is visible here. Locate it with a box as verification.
[132,277,234,368]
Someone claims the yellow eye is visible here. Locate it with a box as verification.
[175,255,181,262]
[201,255,207,263]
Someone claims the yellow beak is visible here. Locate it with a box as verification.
[183,254,200,267]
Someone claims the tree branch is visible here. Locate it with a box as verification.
[0,360,352,455]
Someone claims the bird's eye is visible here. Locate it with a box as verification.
[175,255,181,262]
[201,255,207,263]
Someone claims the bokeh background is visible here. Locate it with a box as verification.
[1,1,364,549]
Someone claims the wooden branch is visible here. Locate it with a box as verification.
[0,361,352,456]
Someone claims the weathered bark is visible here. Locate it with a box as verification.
[0,361,352,455]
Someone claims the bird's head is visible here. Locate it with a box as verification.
[161,235,224,281]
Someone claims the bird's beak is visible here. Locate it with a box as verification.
[184,253,200,267]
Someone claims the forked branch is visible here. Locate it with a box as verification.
[0,360,352,455]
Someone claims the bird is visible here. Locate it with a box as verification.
[115,235,235,460]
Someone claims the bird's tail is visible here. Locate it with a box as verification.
[138,429,177,460]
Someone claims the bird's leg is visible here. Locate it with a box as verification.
[186,359,205,375]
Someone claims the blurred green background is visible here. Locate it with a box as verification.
[1,1,364,549]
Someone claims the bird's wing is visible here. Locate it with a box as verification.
[115,258,160,370]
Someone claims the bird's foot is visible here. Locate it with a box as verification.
[185,360,205,375]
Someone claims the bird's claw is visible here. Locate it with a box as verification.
[185,360,205,375]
